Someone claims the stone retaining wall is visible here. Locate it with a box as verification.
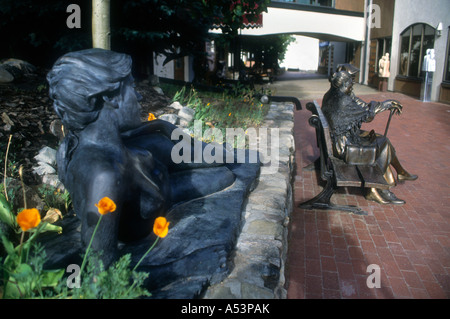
[204,102,295,299]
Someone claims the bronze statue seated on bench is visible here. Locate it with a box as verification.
[321,65,417,206]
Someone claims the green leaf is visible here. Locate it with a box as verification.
[3,263,33,298]
[40,269,65,288]
[10,263,33,281]
[0,193,15,229]
[37,222,62,234]
[1,235,15,257]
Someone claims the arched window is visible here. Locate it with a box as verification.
[399,23,436,77]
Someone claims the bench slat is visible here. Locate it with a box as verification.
[356,165,391,189]
[331,158,363,187]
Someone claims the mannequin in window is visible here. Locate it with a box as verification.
[378,53,390,78]
[422,49,436,73]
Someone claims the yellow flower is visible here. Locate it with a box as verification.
[153,217,170,238]
[95,197,117,215]
[228,113,231,117]
[148,113,156,121]
[16,208,41,232]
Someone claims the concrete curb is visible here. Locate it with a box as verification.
[204,102,295,299]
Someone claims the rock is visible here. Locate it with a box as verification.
[260,95,269,104]
[2,59,37,75]
[152,87,164,95]
[1,112,14,126]
[49,119,65,141]
[34,146,57,166]
[32,162,56,176]
[159,113,179,125]
[41,174,64,191]
[0,66,14,83]
[149,75,159,86]
[168,101,184,110]
[178,107,195,126]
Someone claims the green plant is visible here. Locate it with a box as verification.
[0,219,65,299]
[37,184,72,214]
[55,252,150,299]
[0,196,169,299]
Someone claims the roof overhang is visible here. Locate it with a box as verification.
[211,6,365,42]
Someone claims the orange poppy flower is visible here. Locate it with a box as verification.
[16,208,41,232]
[95,197,117,215]
[153,217,170,238]
[148,113,156,121]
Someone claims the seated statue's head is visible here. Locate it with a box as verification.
[47,48,141,133]
[330,70,353,95]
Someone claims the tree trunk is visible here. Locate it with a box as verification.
[92,0,111,49]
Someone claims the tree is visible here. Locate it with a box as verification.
[114,0,270,65]
[92,0,110,49]
[0,0,270,71]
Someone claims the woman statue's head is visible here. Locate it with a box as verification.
[47,48,133,132]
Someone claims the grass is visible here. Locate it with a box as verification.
[160,82,270,135]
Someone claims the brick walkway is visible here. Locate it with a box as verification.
[286,92,450,299]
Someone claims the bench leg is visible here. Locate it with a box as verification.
[298,175,367,216]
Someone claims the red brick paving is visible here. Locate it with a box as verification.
[286,92,450,299]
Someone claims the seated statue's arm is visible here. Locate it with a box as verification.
[373,99,403,115]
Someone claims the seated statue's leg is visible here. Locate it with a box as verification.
[390,155,418,182]
[378,189,405,205]
[365,187,390,204]
[365,187,405,205]
[383,166,396,186]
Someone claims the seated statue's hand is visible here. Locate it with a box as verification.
[380,99,402,115]
[388,100,403,115]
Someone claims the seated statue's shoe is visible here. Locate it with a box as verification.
[379,189,405,205]
[397,172,418,182]
[365,188,390,205]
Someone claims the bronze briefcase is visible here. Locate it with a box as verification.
[344,145,377,166]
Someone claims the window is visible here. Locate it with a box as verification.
[376,37,391,73]
[445,27,450,82]
[399,24,436,77]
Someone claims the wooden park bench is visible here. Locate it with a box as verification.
[299,101,390,215]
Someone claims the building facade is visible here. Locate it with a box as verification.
[367,0,450,103]
[154,0,449,103]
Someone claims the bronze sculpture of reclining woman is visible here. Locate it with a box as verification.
[47,49,238,266]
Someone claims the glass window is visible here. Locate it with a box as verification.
[399,24,435,78]
[445,28,450,82]
[400,28,411,76]
[409,24,423,77]
[375,38,392,74]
